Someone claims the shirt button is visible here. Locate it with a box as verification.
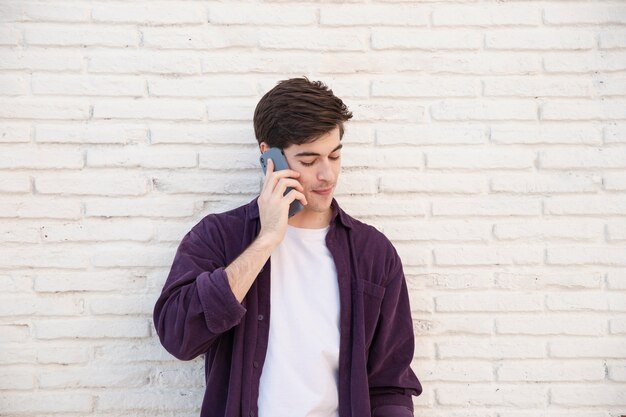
[258,314,264,321]
[253,361,259,368]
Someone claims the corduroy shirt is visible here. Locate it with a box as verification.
[153,196,422,417]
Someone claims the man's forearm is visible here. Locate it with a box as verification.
[225,234,277,303]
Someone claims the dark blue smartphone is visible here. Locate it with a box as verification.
[259,148,305,218]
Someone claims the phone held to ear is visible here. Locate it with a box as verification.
[259,147,305,218]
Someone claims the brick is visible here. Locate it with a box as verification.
[0,393,92,413]
[483,77,590,97]
[435,246,543,266]
[92,3,205,24]
[39,365,149,388]
[491,124,601,145]
[0,122,30,143]
[88,50,201,74]
[372,78,478,98]
[428,272,494,290]
[207,99,258,121]
[542,100,626,121]
[149,76,255,98]
[93,99,204,121]
[0,324,30,342]
[486,29,595,50]
[40,219,153,242]
[36,123,146,144]
[436,384,547,406]
[495,272,602,290]
[0,274,33,292]
[0,74,29,95]
[0,145,82,169]
[608,220,626,240]
[413,315,493,336]
[0,343,37,364]
[0,197,81,219]
[544,5,626,25]
[432,4,539,26]
[0,173,31,193]
[497,315,606,336]
[37,346,89,364]
[339,195,427,217]
[0,98,90,120]
[350,99,425,122]
[150,123,253,145]
[34,318,150,339]
[545,196,626,215]
[549,338,626,358]
[35,270,147,293]
[380,218,488,241]
[94,340,177,364]
[152,172,259,195]
[0,1,89,22]
[417,360,492,382]
[32,74,144,96]
[491,173,600,194]
[544,52,626,73]
[493,219,603,240]
[87,295,155,315]
[0,295,83,316]
[551,386,626,406]
[376,124,486,145]
[548,246,626,266]
[600,30,626,49]
[259,28,368,51]
[610,317,626,334]
[546,292,609,311]
[381,172,483,194]
[438,337,546,359]
[607,272,626,290]
[607,361,626,381]
[211,4,316,25]
[25,26,138,47]
[372,29,481,50]
[87,147,196,169]
[605,124,626,144]
[35,172,148,196]
[395,243,429,267]
[0,26,20,45]
[1,247,89,268]
[594,76,626,96]
[156,363,204,387]
[143,27,257,50]
[497,360,604,381]
[430,100,537,121]
[92,246,174,268]
[97,389,203,411]
[320,4,427,26]
[432,198,541,217]
[198,147,258,170]
[0,48,83,71]
[345,147,424,169]
[427,148,534,169]
[436,293,542,312]
[539,148,626,169]
[84,197,197,218]
[334,171,378,195]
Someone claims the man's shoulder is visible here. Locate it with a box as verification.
[341,209,399,260]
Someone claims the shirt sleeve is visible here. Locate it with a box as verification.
[368,244,422,416]
[152,216,247,361]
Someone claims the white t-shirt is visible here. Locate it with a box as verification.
[258,224,341,417]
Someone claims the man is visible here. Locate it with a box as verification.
[153,77,422,417]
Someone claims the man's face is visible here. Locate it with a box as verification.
[262,126,342,215]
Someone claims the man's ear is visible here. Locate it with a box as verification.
[259,142,269,154]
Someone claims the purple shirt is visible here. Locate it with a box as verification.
[153,196,422,417]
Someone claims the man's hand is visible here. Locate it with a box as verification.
[257,158,308,246]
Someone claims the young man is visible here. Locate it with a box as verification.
[153,77,422,417]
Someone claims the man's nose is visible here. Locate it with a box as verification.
[317,158,334,182]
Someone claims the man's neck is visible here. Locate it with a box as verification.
[287,207,332,229]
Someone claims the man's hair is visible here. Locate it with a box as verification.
[253,76,353,149]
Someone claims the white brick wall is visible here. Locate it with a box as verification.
[0,0,625,415]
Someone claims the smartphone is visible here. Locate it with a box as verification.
[259,147,305,218]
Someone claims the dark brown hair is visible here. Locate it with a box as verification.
[253,76,353,149]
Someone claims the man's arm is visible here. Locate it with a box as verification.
[368,245,422,417]
[153,157,307,361]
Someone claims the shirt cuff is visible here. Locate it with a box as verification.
[196,266,247,334]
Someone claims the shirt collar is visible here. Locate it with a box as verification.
[247,195,354,229]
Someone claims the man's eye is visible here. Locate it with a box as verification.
[301,161,315,166]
